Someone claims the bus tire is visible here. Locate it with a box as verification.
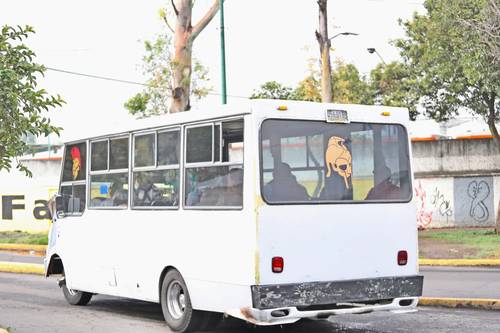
[160,269,203,332]
[61,280,93,306]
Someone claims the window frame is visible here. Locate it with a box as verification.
[131,126,181,210]
[258,118,413,206]
[183,118,244,210]
[133,131,157,169]
[59,140,88,216]
[88,135,130,210]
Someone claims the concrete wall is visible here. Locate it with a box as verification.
[412,138,500,228]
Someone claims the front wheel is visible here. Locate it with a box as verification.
[161,269,221,332]
[61,275,92,306]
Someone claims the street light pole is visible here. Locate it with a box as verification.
[329,32,359,40]
[220,0,227,105]
[328,32,359,102]
[367,48,386,64]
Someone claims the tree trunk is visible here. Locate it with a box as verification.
[485,92,500,152]
[315,0,333,103]
[169,0,220,113]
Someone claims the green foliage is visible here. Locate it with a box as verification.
[419,229,500,259]
[0,231,48,245]
[254,59,373,105]
[370,61,419,118]
[0,25,63,176]
[125,32,211,117]
[250,81,294,100]
[396,0,499,126]
[293,75,322,102]
[331,60,373,105]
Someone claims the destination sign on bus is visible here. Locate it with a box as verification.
[326,109,349,123]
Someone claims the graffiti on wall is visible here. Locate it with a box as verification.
[453,176,494,227]
[430,187,453,222]
[415,181,433,229]
[467,180,490,222]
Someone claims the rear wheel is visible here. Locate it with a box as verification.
[160,269,220,332]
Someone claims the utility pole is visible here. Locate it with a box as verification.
[315,0,333,103]
[220,0,227,104]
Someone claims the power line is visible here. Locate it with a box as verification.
[45,67,149,87]
[45,66,249,99]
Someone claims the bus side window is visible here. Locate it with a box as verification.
[60,142,87,215]
[89,137,130,208]
[185,119,244,208]
[132,129,180,208]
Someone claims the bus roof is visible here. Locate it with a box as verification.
[62,99,410,144]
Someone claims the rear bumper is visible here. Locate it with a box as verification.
[227,296,420,326]
[251,275,423,309]
[226,275,423,325]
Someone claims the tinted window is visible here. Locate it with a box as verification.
[62,142,87,182]
[60,184,86,214]
[222,120,244,163]
[90,173,129,207]
[185,166,243,207]
[91,140,108,171]
[110,137,129,169]
[133,170,179,207]
[134,134,155,167]
[186,126,212,163]
[260,120,411,203]
[158,131,179,166]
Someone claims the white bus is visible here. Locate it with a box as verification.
[45,100,423,332]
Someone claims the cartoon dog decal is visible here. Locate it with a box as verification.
[325,136,352,189]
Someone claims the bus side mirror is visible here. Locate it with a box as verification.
[54,195,65,219]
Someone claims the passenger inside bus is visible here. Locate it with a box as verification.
[263,162,309,202]
[215,168,243,206]
[365,165,402,200]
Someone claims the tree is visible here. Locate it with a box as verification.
[167,0,221,113]
[369,61,418,118]
[0,25,63,176]
[292,60,372,104]
[315,0,333,102]
[250,81,294,100]
[457,0,499,65]
[125,32,210,117]
[396,0,500,150]
[332,60,372,105]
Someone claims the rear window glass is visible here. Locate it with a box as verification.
[260,119,411,203]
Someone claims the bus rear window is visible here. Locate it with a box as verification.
[260,119,411,204]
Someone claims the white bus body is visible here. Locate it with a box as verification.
[45,100,422,330]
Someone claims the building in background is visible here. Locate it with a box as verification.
[0,136,62,232]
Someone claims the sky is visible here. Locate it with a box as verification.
[1,0,429,142]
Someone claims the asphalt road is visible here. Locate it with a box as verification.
[1,272,500,333]
[421,266,500,299]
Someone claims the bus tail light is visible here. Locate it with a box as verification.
[398,251,408,266]
[272,257,284,273]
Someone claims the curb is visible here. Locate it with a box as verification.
[0,261,44,275]
[419,259,500,267]
[0,243,47,252]
[419,297,500,310]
